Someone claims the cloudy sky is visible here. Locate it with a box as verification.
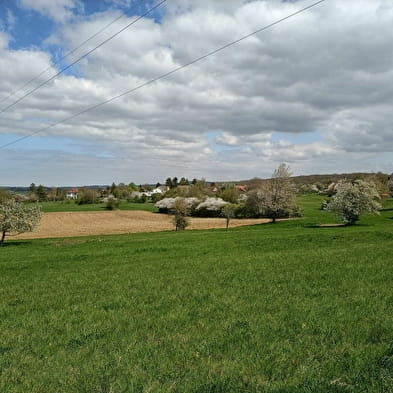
[0,0,392,186]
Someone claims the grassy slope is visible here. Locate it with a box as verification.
[0,196,392,392]
[39,201,158,213]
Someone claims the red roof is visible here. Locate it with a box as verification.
[235,185,248,192]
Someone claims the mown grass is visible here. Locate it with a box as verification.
[39,201,158,213]
[0,196,392,392]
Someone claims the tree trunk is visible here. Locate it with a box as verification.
[272,216,276,223]
[226,218,230,231]
[0,231,5,246]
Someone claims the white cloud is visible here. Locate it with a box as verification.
[1,0,393,185]
[18,0,82,23]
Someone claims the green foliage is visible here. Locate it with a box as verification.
[37,201,157,213]
[36,185,47,202]
[327,180,381,225]
[128,182,139,192]
[221,203,237,230]
[179,177,190,185]
[0,189,11,203]
[218,187,238,203]
[173,198,189,230]
[151,193,163,203]
[105,197,121,210]
[77,188,98,205]
[0,199,41,245]
[0,197,393,391]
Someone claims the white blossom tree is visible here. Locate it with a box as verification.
[326,180,381,225]
[0,200,41,246]
[246,164,298,222]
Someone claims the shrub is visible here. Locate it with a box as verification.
[172,198,190,231]
[105,197,121,210]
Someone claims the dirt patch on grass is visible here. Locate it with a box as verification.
[14,210,272,240]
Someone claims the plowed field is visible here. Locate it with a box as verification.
[14,211,271,239]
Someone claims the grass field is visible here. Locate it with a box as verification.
[1,195,393,392]
[39,201,158,213]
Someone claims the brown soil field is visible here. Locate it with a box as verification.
[14,211,272,240]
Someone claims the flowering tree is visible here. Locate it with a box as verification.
[326,180,381,225]
[246,164,298,222]
[0,200,41,246]
[196,197,227,210]
[156,197,200,214]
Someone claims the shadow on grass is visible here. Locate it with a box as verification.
[304,223,346,228]
[0,241,31,248]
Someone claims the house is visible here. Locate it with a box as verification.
[66,188,79,199]
[151,185,169,194]
[235,185,248,192]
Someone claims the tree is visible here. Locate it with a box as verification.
[29,183,37,194]
[77,188,98,205]
[218,186,238,203]
[36,185,47,202]
[388,176,393,197]
[172,177,178,188]
[0,189,11,203]
[195,197,227,217]
[165,178,173,188]
[47,187,58,201]
[326,180,381,225]
[172,198,190,231]
[221,204,236,230]
[179,177,189,185]
[246,164,297,222]
[128,182,139,191]
[110,182,117,195]
[0,200,41,246]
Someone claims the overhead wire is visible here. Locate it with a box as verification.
[0,0,168,115]
[0,12,125,106]
[0,0,326,150]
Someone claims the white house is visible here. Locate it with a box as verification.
[66,188,79,199]
[143,186,169,197]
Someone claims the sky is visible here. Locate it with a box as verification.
[0,0,392,186]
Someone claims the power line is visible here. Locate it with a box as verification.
[0,12,125,107]
[0,0,326,150]
[0,0,167,115]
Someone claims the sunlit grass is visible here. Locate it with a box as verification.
[1,197,392,392]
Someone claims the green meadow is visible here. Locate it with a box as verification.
[39,201,158,213]
[1,196,392,392]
